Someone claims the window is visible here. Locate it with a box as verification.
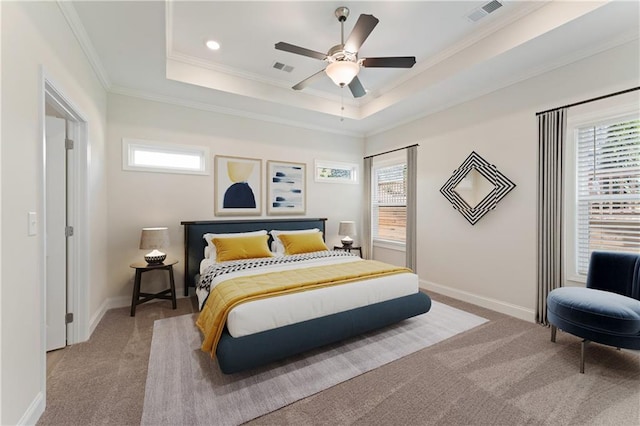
[122,138,209,175]
[572,114,640,275]
[314,160,358,184]
[372,162,407,243]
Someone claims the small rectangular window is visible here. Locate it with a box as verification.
[122,138,209,175]
[314,160,358,184]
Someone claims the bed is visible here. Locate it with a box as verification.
[181,218,432,374]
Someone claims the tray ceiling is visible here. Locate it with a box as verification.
[67,1,640,136]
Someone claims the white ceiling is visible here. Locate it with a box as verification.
[65,1,639,137]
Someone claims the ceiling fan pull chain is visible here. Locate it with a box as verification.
[340,88,345,122]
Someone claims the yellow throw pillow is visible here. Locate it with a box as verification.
[278,232,328,255]
[213,234,273,262]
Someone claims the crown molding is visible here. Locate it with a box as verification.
[360,0,610,120]
[56,0,111,91]
[366,34,639,138]
[164,1,360,108]
[109,85,365,138]
[365,1,549,101]
[166,51,360,108]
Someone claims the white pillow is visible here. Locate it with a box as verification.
[269,228,320,254]
[203,230,268,259]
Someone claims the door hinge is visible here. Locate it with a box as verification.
[65,226,74,237]
[65,138,74,150]
[65,313,74,324]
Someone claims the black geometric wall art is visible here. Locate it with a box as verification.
[440,151,516,225]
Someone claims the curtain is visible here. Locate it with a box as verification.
[536,109,567,325]
[362,156,373,259]
[406,146,417,271]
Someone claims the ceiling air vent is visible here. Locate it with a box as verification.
[467,0,503,22]
[272,62,294,73]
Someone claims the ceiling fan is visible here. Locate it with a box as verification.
[275,6,416,98]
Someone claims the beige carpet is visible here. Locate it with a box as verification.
[141,301,487,426]
[38,293,640,425]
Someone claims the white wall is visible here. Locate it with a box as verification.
[105,94,364,303]
[0,2,108,424]
[365,40,640,321]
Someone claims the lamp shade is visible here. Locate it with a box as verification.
[338,221,356,247]
[325,61,360,87]
[139,227,170,249]
[338,221,357,237]
[139,227,169,264]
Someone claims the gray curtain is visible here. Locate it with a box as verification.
[536,109,567,325]
[406,146,417,271]
[362,157,373,259]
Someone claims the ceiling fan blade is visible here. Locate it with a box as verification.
[344,14,379,53]
[292,69,327,91]
[348,76,366,98]
[275,42,326,60]
[361,56,416,68]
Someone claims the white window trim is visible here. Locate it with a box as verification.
[373,238,406,252]
[122,138,210,175]
[564,101,639,285]
[314,159,359,184]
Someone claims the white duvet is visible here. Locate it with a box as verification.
[198,254,418,338]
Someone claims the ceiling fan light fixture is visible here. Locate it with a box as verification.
[205,40,220,51]
[325,61,359,87]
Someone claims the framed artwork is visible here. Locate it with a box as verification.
[314,159,358,184]
[214,155,262,216]
[267,160,306,215]
[439,151,516,225]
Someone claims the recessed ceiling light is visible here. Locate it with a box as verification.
[205,40,220,51]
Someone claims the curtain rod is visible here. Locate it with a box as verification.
[363,144,419,160]
[535,87,639,116]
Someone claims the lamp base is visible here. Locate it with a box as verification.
[341,238,354,248]
[144,250,166,265]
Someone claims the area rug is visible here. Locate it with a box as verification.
[141,300,487,426]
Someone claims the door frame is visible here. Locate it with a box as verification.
[40,69,90,351]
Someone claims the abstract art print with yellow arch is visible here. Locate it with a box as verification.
[267,160,306,215]
[214,155,262,216]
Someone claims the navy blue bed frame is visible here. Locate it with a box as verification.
[181,217,328,296]
[180,218,431,374]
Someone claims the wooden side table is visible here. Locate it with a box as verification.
[129,259,178,316]
[333,245,363,258]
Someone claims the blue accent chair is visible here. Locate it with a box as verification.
[547,251,640,373]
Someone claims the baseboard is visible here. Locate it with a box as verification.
[88,293,189,337]
[420,279,535,322]
[88,295,130,337]
[17,391,44,426]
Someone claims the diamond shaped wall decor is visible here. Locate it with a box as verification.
[440,151,516,225]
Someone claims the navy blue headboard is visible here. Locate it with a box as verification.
[180,218,327,296]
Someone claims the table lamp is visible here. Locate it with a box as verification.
[139,227,169,264]
[338,221,356,248]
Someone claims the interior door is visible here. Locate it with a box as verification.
[46,116,67,351]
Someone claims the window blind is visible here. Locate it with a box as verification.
[576,117,640,274]
[373,163,407,242]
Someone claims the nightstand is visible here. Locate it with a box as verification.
[129,259,178,316]
[333,245,363,258]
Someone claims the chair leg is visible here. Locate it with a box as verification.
[580,340,589,374]
[550,325,557,343]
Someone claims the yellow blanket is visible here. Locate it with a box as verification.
[196,260,411,356]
